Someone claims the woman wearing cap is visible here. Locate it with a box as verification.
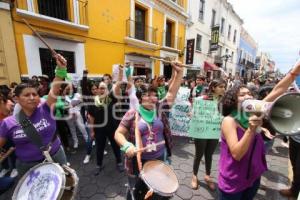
[114,61,183,199]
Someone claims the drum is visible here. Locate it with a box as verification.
[12,162,78,200]
[140,160,179,197]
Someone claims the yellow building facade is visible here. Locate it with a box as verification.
[11,0,188,79]
[0,1,20,85]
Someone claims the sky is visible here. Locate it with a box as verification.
[227,0,300,73]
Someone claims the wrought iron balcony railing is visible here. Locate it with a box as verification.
[162,31,182,50]
[126,19,157,44]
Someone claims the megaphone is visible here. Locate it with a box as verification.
[242,92,300,136]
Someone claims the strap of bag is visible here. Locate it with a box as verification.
[16,110,57,155]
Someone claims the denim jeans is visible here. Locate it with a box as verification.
[85,123,93,155]
[218,178,260,200]
[0,177,14,195]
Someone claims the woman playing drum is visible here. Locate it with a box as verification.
[114,61,183,199]
[0,54,68,177]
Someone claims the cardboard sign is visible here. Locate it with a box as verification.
[188,98,222,139]
[169,87,191,137]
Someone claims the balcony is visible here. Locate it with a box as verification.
[170,0,184,7]
[125,19,158,50]
[161,31,182,52]
[15,0,89,30]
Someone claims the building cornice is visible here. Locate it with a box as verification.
[16,9,89,31]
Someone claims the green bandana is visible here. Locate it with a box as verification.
[157,86,167,100]
[138,105,156,124]
[231,110,250,129]
[95,95,111,107]
[196,85,203,95]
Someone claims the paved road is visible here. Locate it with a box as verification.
[3,136,294,200]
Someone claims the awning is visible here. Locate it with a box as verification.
[204,61,220,71]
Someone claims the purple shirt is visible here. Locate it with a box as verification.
[137,117,165,160]
[0,103,61,162]
[218,127,267,193]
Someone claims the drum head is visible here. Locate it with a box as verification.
[140,160,179,196]
[13,162,66,200]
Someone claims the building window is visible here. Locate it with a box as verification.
[233,29,237,43]
[220,18,225,35]
[38,0,68,21]
[135,6,146,41]
[39,48,75,80]
[227,25,231,40]
[196,34,202,51]
[165,20,174,47]
[231,51,234,62]
[199,0,205,21]
[211,9,216,27]
[225,48,229,55]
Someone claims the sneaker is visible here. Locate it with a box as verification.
[281,141,289,148]
[92,141,96,146]
[73,142,79,149]
[83,155,91,164]
[108,141,111,145]
[10,169,18,178]
[94,165,104,176]
[116,163,124,172]
[0,169,9,178]
[104,150,108,155]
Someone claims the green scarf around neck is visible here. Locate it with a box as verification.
[95,95,111,107]
[196,85,203,94]
[138,105,156,124]
[231,110,250,129]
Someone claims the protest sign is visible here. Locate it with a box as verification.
[188,98,222,139]
[169,87,191,137]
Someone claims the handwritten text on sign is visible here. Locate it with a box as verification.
[188,99,222,139]
[169,87,191,137]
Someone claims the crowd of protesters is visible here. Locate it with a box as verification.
[0,57,300,200]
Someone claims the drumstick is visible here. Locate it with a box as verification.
[22,19,57,57]
[134,141,165,153]
[150,57,195,69]
[0,147,15,163]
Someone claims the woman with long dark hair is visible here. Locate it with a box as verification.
[191,79,227,190]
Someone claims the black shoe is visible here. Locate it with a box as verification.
[65,147,76,154]
[94,165,104,176]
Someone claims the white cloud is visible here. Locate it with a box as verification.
[228,0,300,73]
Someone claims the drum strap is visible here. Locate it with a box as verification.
[16,109,57,153]
[134,112,143,172]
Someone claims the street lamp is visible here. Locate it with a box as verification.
[221,54,231,72]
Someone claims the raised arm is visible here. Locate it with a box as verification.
[46,54,67,107]
[165,62,184,106]
[264,61,300,102]
[113,65,124,98]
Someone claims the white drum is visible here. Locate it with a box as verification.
[13,162,78,200]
